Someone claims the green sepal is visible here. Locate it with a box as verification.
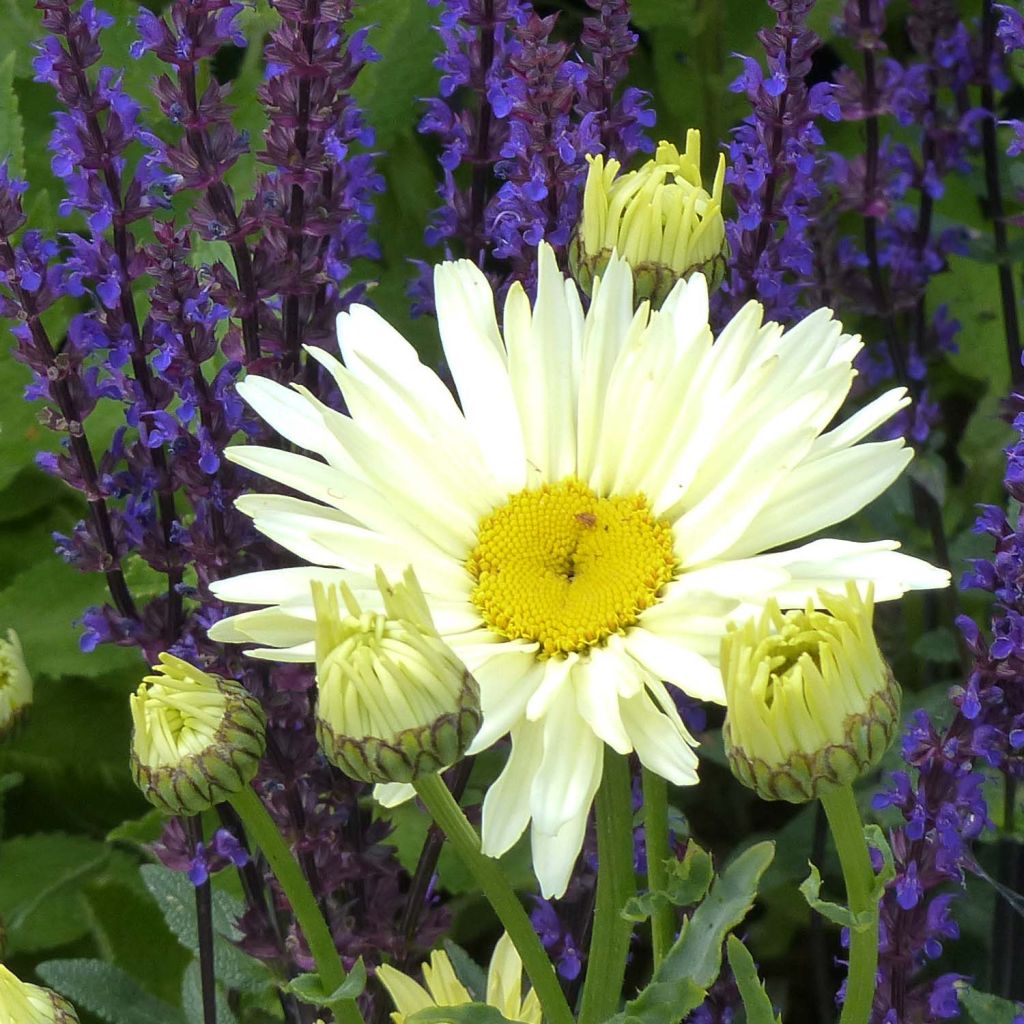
[407,1003,517,1024]
[609,841,776,1024]
[622,842,713,922]
[283,958,366,1005]
[726,936,780,1024]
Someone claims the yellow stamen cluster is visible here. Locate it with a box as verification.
[468,479,677,657]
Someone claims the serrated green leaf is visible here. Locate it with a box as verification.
[623,842,714,922]
[611,842,776,1024]
[283,959,367,1005]
[408,1003,516,1024]
[38,959,186,1024]
[959,984,1021,1024]
[726,936,779,1024]
[0,0,41,79]
[442,940,488,1002]
[798,861,871,931]
[107,809,168,850]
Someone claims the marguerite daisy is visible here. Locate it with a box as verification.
[209,243,948,896]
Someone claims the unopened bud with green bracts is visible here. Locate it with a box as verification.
[722,584,900,804]
[569,130,728,307]
[0,963,79,1024]
[0,630,32,740]
[313,567,481,785]
[130,653,266,815]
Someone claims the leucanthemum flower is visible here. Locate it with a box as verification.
[209,243,948,896]
[377,932,541,1024]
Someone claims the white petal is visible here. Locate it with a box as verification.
[724,440,913,558]
[574,649,635,754]
[623,627,725,702]
[208,606,314,649]
[375,782,415,808]
[530,683,604,836]
[210,566,359,606]
[433,261,527,493]
[532,803,595,899]
[620,688,699,785]
[806,387,910,462]
[525,654,577,721]
[480,721,545,857]
[467,651,546,752]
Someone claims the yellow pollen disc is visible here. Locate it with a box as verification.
[467,478,678,657]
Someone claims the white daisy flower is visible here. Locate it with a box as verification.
[209,243,948,897]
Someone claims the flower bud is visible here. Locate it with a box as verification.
[313,567,481,785]
[0,964,79,1024]
[569,130,728,306]
[722,584,900,804]
[130,654,266,815]
[0,630,32,739]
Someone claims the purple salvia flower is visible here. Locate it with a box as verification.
[718,0,837,324]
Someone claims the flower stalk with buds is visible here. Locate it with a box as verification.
[570,130,728,306]
[722,584,898,1024]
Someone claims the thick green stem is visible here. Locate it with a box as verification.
[641,768,673,968]
[412,773,574,1024]
[820,785,879,1024]
[230,784,365,1024]
[579,753,637,1024]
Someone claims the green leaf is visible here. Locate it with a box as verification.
[0,350,45,493]
[0,832,111,953]
[283,959,366,1005]
[442,940,488,1002]
[140,864,273,995]
[0,0,42,79]
[623,842,714,922]
[37,958,187,1024]
[407,1003,517,1024]
[0,51,23,176]
[612,841,776,1024]
[959,984,1021,1024]
[726,936,779,1024]
[107,809,168,851]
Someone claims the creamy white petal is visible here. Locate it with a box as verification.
[574,649,634,754]
[480,721,545,857]
[211,566,361,605]
[525,653,577,721]
[208,606,314,648]
[235,493,358,525]
[620,688,699,785]
[433,262,528,493]
[806,387,910,462]
[468,651,546,752]
[235,376,350,465]
[724,440,914,558]
[375,782,415,808]
[758,538,952,603]
[532,802,595,899]
[623,627,725,702]
[530,684,604,837]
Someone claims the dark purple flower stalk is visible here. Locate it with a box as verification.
[415,0,525,304]
[574,0,654,164]
[869,414,1024,1019]
[718,0,839,324]
[824,0,973,444]
[252,0,383,375]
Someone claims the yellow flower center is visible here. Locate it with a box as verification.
[467,478,677,657]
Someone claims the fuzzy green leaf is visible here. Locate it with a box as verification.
[408,1003,517,1024]
[283,959,367,1005]
[726,936,780,1024]
[623,842,714,921]
[182,960,239,1024]
[37,958,186,1024]
[0,51,23,176]
[959,984,1021,1024]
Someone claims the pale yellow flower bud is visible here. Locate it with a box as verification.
[129,654,266,815]
[570,130,728,306]
[313,567,481,785]
[722,584,900,803]
[0,964,79,1024]
[0,630,32,739]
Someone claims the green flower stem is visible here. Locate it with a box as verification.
[412,773,574,1024]
[820,785,879,1024]
[641,768,673,969]
[579,752,637,1024]
[229,784,365,1024]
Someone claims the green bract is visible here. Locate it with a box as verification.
[721,584,900,803]
[129,653,266,815]
[313,567,481,785]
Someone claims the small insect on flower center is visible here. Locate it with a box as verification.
[467,478,677,657]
